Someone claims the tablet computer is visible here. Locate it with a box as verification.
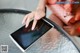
[9,19,52,52]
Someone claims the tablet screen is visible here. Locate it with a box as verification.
[10,19,52,51]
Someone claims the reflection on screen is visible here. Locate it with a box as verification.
[11,19,52,50]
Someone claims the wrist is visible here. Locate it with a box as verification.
[36,7,45,12]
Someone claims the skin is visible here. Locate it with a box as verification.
[22,0,80,36]
[22,0,72,29]
[63,6,80,36]
[22,0,46,30]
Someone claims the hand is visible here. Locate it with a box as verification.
[63,21,80,36]
[22,9,45,30]
[63,8,80,36]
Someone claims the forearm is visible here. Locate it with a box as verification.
[36,0,46,11]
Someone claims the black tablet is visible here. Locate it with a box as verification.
[10,19,52,52]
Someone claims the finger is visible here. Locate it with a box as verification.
[63,26,72,32]
[25,14,34,28]
[25,17,31,28]
[63,26,72,29]
[34,11,41,20]
[31,12,39,30]
[63,26,74,35]
[31,19,37,30]
[22,14,28,24]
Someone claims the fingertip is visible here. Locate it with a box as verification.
[22,15,28,24]
[31,23,35,30]
[31,20,37,30]
[25,21,29,28]
[31,27,34,30]
[25,24,28,28]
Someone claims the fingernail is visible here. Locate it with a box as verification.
[25,25,28,28]
[31,27,34,30]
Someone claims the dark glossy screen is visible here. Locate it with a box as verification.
[11,19,52,50]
